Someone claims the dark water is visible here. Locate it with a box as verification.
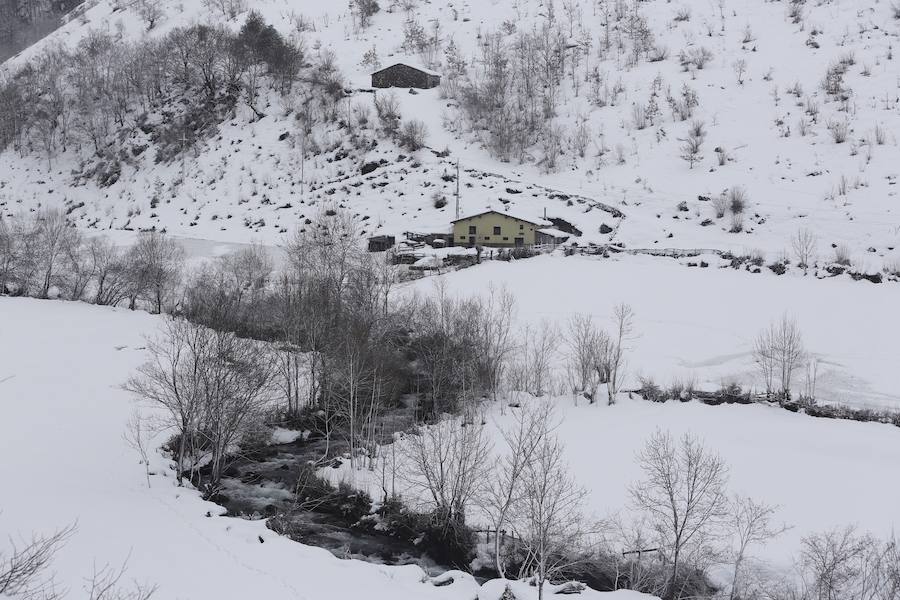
[212,411,437,569]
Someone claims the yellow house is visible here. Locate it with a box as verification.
[451,210,553,248]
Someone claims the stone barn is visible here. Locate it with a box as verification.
[371,63,441,89]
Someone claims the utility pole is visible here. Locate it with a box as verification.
[455,158,460,219]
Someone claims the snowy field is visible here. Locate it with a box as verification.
[0,296,656,600]
[407,253,900,410]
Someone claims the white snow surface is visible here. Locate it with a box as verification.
[406,253,900,410]
[0,296,655,600]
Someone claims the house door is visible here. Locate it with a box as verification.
[469,236,476,246]
[514,237,524,247]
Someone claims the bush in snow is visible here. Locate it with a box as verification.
[399,119,428,151]
[678,47,714,71]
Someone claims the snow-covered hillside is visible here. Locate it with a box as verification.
[2,0,899,273]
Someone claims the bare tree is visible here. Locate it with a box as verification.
[729,496,788,600]
[515,429,589,600]
[799,526,871,600]
[91,238,131,307]
[680,132,704,169]
[482,401,555,576]
[605,303,634,405]
[399,419,491,543]
[123,410,153,489]
[565,314,609,404]
[124,318,209,484]
[0,523,75,599]
[513,320,560,398]
[85,558,157,600]
[34,209,79,299]
[754,315,806,400]
[792,228,818,274]
[126,231,183,313]
[630,430,730,600]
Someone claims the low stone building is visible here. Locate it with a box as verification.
[371,63,441,89]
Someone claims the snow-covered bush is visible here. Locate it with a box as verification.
[399,119,428,151]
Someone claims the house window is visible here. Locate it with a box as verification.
[484,236,491,241]
[468,225,476,234]
[458,235,466,240]
[493,226,501,235]
[503,237,509,241]
[519,224,524,230]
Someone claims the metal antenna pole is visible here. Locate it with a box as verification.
[455,158,460,219]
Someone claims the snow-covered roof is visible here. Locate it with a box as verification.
[371,61,442,77]
[452,209,552,227]
[537,228,570,239]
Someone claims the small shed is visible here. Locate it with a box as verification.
[535,228,571,246]
[371,63,441,89]
[367,235,396,252]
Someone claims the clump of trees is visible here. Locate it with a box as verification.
[125,317,274,489]
[0,13,318,172]
[563,305,634,406]
[0,209,182,312]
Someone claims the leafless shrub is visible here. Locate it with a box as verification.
[632,103,648,130]
[798,118,811,136]
[833,244,852,266]
[85,559,158,600]
[202,0,246,18]
[892,2,900,19]
[673,7,691,22]
[733,59,747,85]
[716,146,729,165]
[648,45,669,62]
[680,133,704,169]
[679,47,714,71]
[374,91,401,134]
[124,410,153,488]
[728,497,788,600]
[729,213,744,233]
[399,119,428,151]
[884,258,900,277]
[754,314,806,398]
[741,24,755,44]
[0,524,75,599]
[792,227,818,273]
[727,186,748,214]
[823,62,849,98]
[828,119,850,143]
[509,320,560,399]
[712,195,729,218]
[874,123,887,145]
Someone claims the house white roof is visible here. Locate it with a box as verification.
[452,209,552,227]
[371,61,441,77]
[537,228,570,238]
